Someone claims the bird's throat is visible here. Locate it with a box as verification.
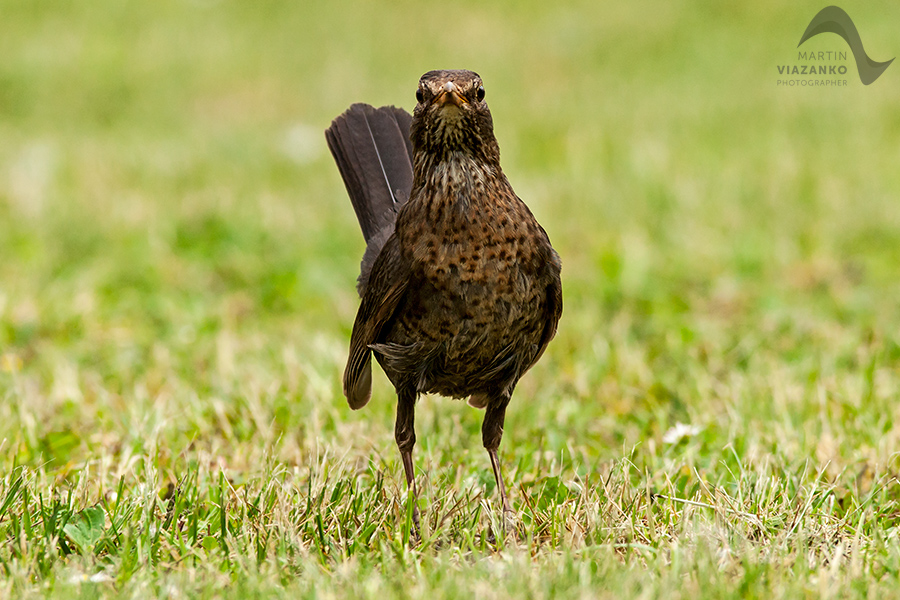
[415,151,501,211]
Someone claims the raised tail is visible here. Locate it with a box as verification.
[325,103,414,295]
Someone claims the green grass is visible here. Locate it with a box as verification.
[3,0,900,597]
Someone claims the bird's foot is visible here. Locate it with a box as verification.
[404,501,422,546]
[484,506,518,547]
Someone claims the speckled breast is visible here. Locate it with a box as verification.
[389,183,551,391]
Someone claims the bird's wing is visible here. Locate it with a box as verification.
[343,234,409,409]
[532,247,563,367]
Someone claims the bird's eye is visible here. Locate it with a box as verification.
[476,85,485,101]
[416,88,424,103]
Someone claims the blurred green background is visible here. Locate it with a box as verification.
[0,0,900,598]
[2,1,900,591]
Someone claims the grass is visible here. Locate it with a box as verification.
[2,0,900,597]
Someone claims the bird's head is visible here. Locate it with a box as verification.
[410,70,499,164]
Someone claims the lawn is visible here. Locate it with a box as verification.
[2,0,900,597]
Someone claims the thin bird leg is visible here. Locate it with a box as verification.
[395,388,420,531]
[401,449,418,495]
[488,447,511,514]
[482,395,513,515]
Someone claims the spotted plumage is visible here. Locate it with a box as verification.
[325,69,562,522]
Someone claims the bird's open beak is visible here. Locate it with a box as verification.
[435,81,467,108]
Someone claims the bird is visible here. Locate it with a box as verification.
[325,70,562,525]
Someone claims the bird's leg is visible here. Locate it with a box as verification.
[482,394,513,516]
[395,388,420,534]
[488,447,511,514]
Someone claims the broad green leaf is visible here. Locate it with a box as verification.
[63,505,106,553]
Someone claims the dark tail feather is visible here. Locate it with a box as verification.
[325,104,413,294]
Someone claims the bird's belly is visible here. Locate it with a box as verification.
[382,260,545,395]
[382,199,553,394]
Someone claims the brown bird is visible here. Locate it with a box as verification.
[325,70,562,522]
